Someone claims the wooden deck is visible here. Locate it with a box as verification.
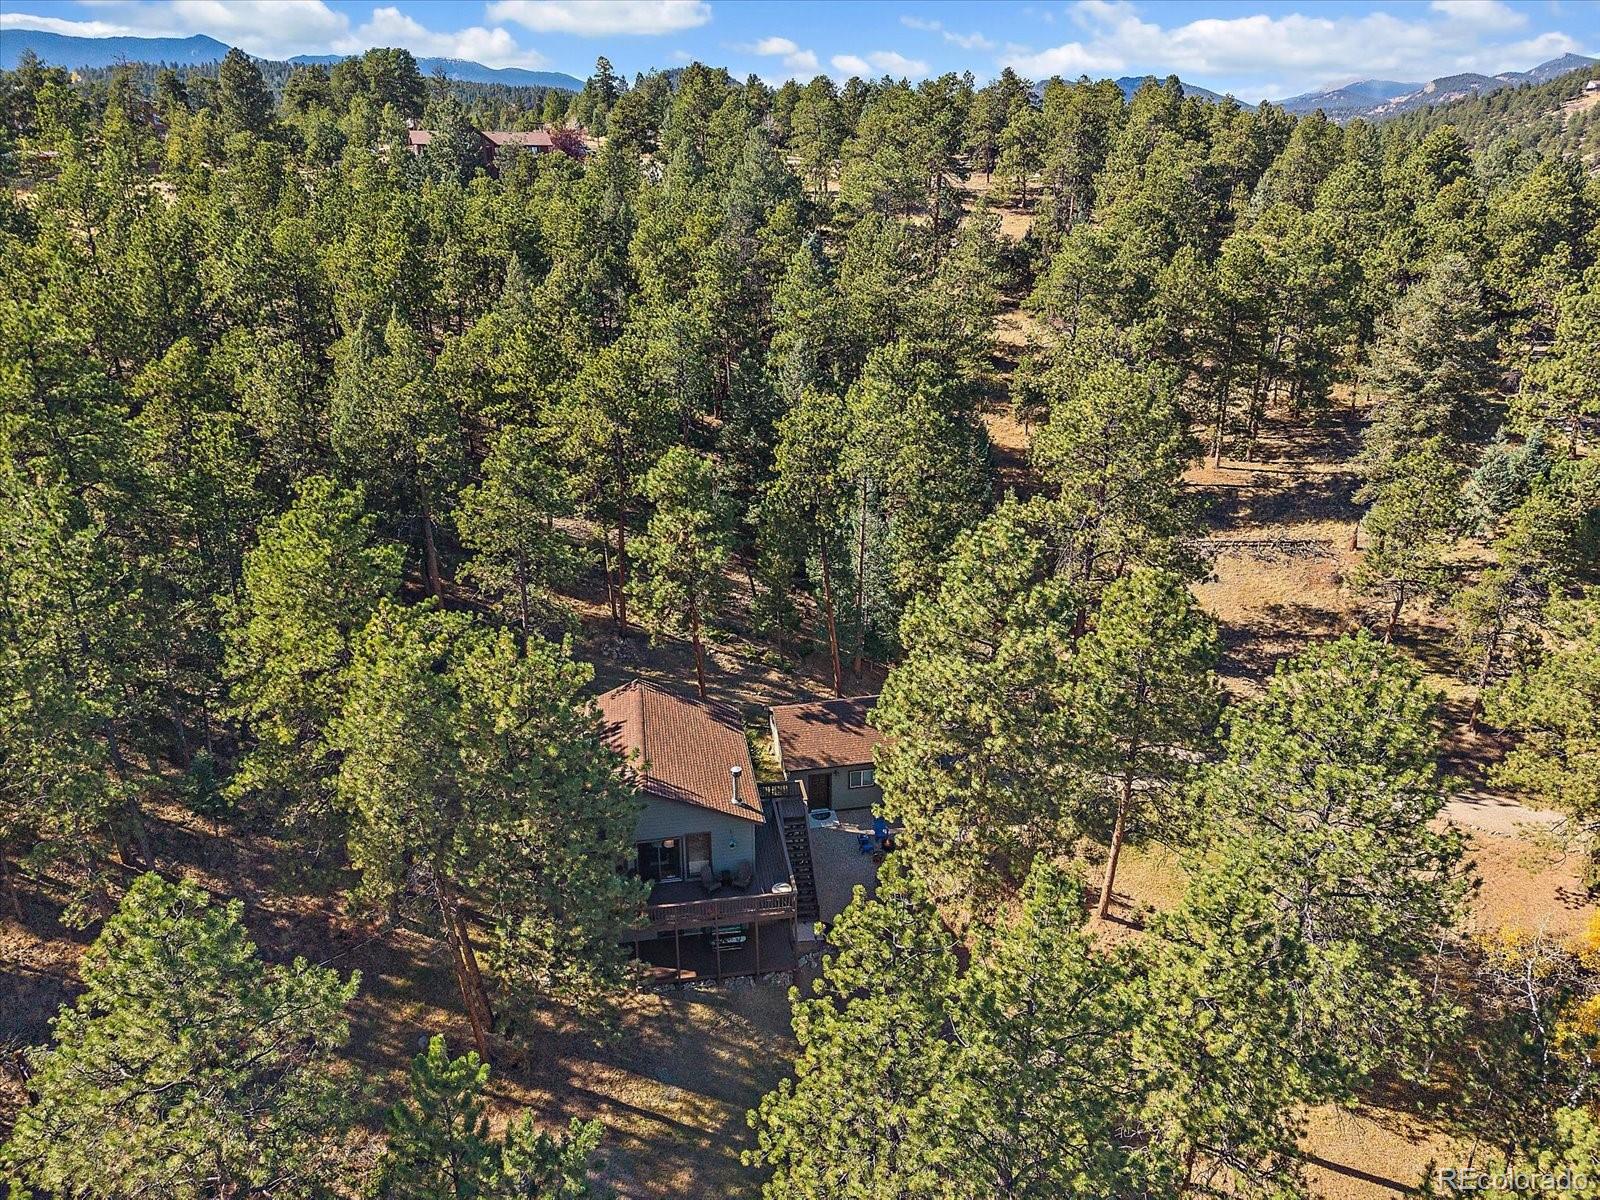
[632,921,799,983]
[631,797,800,935]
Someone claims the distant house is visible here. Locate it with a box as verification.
[598,680,806,980]
[403,127,568,173]
[1585,79,1600,94]
[769,695,884,816]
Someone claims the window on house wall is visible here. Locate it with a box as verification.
[684,832,713,877]
[636,837,684,882]
[847,767,876,789]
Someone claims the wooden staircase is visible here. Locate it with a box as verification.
[761,782,821,927]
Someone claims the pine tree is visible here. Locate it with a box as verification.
[1134,854,1312,1198]
[746,862,956,1199]
[1071,568,1222,920]
[331,313,464,600]
[1196,634,1468,1096]
[221,475,401,830]
[0,449,148,911]
[377,1035,605,1200]
[1031,356,1199,603]
[3,874,361,1198]
[1353,440,1463,642]
[1522,271,1600,448]
[629,447,734,699]
[1360,252,1499,477]
[874,497,1088,915]
[758,387,852,694]
[455,425,580,649]
[992,104,1044,211]
[1485,595,1600,875]
[946,860,1140,1198]
[549,325,677,633]
[217,48,274,136]
[333,606,644,1059]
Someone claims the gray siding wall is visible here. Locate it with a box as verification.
[788,765,882,812]
[633,796,758,875]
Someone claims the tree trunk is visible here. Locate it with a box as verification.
[599,527,619,626]
[103,720,153,869]
[614,438,629,635]
[420,495,444,602]
[437,877,494,1061]
[853,473,868,676]
[615,503,629,634]
[1,850,21,920]
[1097,775,1133,920]
[818,541,844,697]
[514,555,531,656]
[1468,623,1503,731]
[1385,589,1404,644]
[168,684,192,769]
[690,602,708,700]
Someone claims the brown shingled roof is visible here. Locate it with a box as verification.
[597,681,764,823]
[770,695,883,773]
[483,129,555,148]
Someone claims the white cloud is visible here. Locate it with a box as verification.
[3,0,348,54]
[752,35,799,55]
[1429,1,1526,31]
[899,14,995,51]
[485,0,711,36]
[738,35,820,74]
[945,30,996,51]
[352,7,548,69]
[0,13,137,37]
[866,50,930,76]
[831,50,929,78]
[1,0,554,69]
[1002,0,1594,100]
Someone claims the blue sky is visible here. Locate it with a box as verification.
[2,0,1597,101]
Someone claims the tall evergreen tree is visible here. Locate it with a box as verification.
[4,874,361,1198]
[629,446,734,699]
[378,1035,604,1200]
[332,606,643,1059]
[221,476,401,830]
[1070,568,1222,919]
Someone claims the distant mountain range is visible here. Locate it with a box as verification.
[3,26,1596,120]
[0,29,583,90]
[1276,52,1598,119]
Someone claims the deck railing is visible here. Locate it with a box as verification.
[641,889,796,933]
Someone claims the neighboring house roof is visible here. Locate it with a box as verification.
[770,695,883,773]
[597,680,764,823]
[483,129,555,148]
[405,129,555,152]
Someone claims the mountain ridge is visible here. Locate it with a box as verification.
[0,28,582,90]
[3,27,1595,119]
[1278,52,1599,119]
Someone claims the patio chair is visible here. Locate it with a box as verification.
[699,863,722,895]
[732,860,754,889]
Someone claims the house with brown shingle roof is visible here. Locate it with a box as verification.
[404,127,567,174]
[597,680,802,979]
[769,695,884,815]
